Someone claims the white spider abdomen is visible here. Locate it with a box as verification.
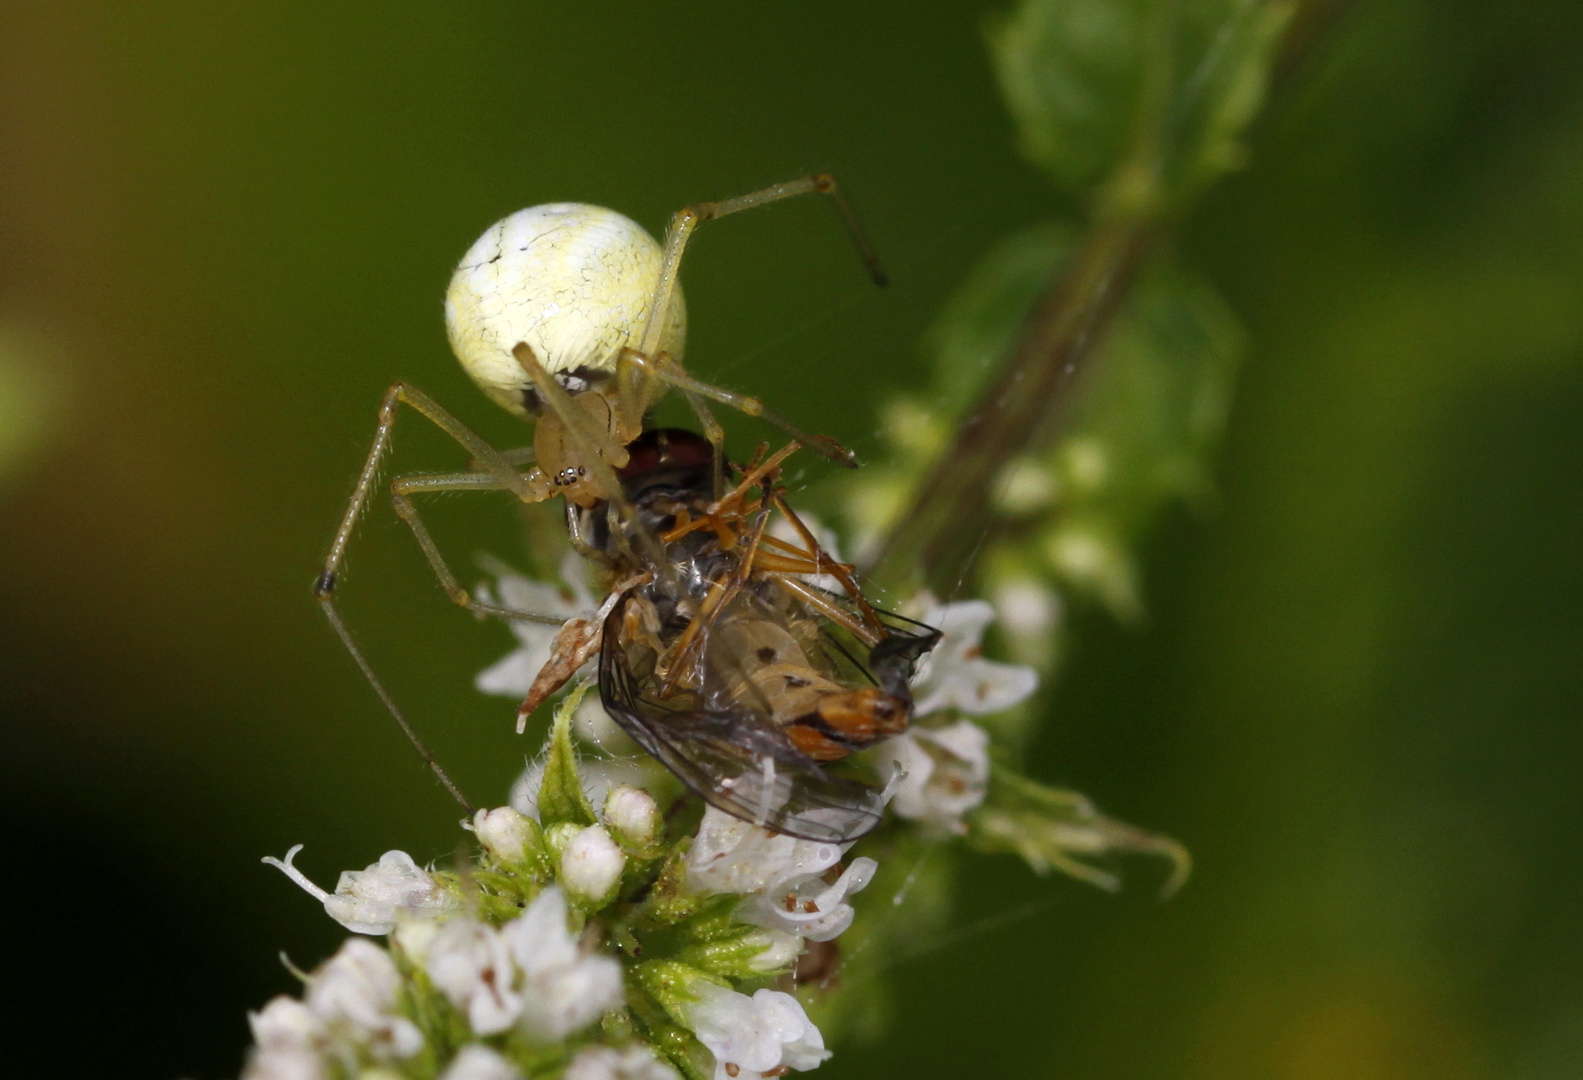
[445,203,687,419]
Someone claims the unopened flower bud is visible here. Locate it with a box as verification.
[557,823,626,908]
[603,784,661,854]
[473,806,535,864]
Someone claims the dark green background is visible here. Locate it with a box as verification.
[2,1,1580,1077]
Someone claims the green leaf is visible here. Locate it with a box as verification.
[1051,257,1245,535]
[990,0,1151,193]
[926,221,1073,405]
[537,680,598,827]
[989,0,1293,204]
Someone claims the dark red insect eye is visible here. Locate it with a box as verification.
[616,428,716,481]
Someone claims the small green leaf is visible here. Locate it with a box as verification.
[927,221,1073,405]
[537,680,598,827]
[989,0,1293,204]
[989,0,1151,193]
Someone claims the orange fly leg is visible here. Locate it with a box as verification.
[770,574,882,648]
[706,440,801,519]
[770,491,884,635]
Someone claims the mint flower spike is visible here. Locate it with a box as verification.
[262,844,458,935]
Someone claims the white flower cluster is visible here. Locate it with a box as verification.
[244,937,421,1080]
[879,598,1039,834]
[243,887,630,1080]
[248,568,1051,1080]
[687,808,876,947]
[418,886,623,1040]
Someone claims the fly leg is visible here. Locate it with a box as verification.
[768,491,885,635]
[512,578,643,732]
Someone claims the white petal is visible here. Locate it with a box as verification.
[424,919,522,1036]
[745,857,876,942]
[688,984,830,1079]
[248,996,320,1051]
[686,807,844,897]
[564,1045,680,1080]
[504,887,625,1040]
[241,1046,326,1080]
[559,824,627,907]
[439,1044,523,1080]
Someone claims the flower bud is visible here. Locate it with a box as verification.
[603,784,662,854]
[472,806,536,864]
[557,823,626,909]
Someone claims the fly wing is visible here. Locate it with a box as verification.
[598,597,888,844]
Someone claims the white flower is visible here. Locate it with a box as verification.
[439,1044,523,1080]
[241,1046,325,1080]
[877,720,991,834]
[604,784,662,853]
[686,983,831,1080]
[742,857,877,943]
[472,806,536,864]
[739,929,805,973]
[685,807,845,897]
[305,938,424,1059]
[423,887,623,1040]
[243,998,325,1080]
[248,996,320,1050]
[564,1045,681,1080]
[263,845,457,935]
[504,885,625,1040]
[475,551,596,697]
[425,917,522,1035]
[991,578,1062,639]
[911,599,1038,716]
[556,823,627,908]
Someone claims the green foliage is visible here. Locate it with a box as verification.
[989,0,1293,206]
[852,0,1278,634]
[538,682,599,828]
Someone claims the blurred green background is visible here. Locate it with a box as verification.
[3,1,1581,1077]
